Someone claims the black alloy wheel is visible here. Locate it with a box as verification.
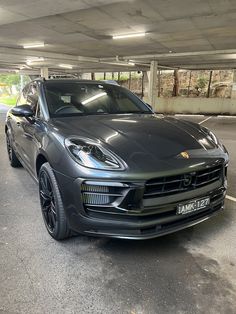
[39,170,57,233]
[6,130,21,167]
[39,162,71,240]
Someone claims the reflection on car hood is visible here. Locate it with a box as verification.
[51,114,221,171]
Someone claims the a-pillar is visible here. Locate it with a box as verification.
[40,67,49,79]
[231,69,236,99]
[148,61,158,107]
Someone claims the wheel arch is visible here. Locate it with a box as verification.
[36,153,48,177]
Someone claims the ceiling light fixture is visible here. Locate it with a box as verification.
[23,43,45,49]
[112,32,146,40]
[102,61,135,67]
[26,57,44,64]
[59,64,73,69]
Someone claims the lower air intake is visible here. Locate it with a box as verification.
[81,183,124,206]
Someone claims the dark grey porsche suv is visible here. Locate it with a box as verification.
[5,79,228,240]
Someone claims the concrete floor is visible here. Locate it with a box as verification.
[0,108,235,314]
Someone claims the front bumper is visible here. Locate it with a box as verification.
[54,163,227,239]
[77,198,224,239]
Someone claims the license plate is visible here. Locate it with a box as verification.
[177,197,210,215]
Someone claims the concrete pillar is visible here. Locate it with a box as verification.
[142,71,149,101]
[172,69,179,97]
[40,67,48,79]
[231,69,236,99]
[148,61,158,106]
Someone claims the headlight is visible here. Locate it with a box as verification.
[207,130,219,145]
[65,137,125,170]
[201,126,224,150]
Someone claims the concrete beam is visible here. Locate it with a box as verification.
[0,47,147,72]
[102,49,236,61]
[2,47,236,73]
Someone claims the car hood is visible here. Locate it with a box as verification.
[50,114,223,172]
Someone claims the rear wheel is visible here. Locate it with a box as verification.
[39,162,71,240]
[6,130,21,167]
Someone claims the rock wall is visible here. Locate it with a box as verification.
[118,69,234,99]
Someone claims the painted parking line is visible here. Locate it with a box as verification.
[174,114,236,119]
[217,115,236,118]
[175,114,204,117]
[226,195,236,202]
[198,116,212,125]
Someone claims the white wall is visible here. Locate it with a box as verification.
[148,97,236,115]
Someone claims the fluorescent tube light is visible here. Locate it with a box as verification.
[26,57,44,64]
[59,64,73,69]
[113,32,146,40]
[103,62,135,67]
[23,43,45,49]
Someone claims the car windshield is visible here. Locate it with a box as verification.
[44,81,152,117]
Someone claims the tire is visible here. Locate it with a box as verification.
[6,129,22,168]
[39,162,71,240]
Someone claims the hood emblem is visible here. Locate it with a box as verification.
[180,151,190,159]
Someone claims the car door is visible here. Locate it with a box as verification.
[17,82,45,174]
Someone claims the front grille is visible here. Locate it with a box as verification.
[144,164,223,198]
[81,182,126,206]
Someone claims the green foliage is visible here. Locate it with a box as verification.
[23,75,31,85]
[118,74,130,81]
[0,74,30,88]
[196,77,208,89]
[0,74,30,97]
[0,74,20,86]
[0,95,18,106]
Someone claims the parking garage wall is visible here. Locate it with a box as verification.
[150,97,236,115]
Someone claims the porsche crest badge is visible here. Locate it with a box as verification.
[180,151,190,159]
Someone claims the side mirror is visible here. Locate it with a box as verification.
[10,104,34,117]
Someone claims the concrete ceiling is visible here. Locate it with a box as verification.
[1,0,236,74]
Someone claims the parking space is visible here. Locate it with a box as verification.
[0,111,235,314]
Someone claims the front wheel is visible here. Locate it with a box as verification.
[39,162,71,240]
